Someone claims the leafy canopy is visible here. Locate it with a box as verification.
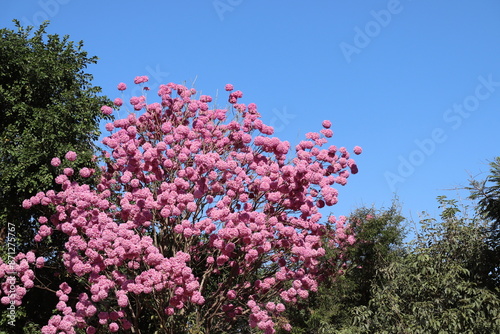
[0,20,111,332]
[0,20,112,246]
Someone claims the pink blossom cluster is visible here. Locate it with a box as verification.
[0,252,44,307]
[247,299,288,332]
[133,75,149,84]
[328,215,356,247]
[12,78,361,333]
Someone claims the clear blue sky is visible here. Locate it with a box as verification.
[2,1,500,224]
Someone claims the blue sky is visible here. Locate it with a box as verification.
[2,1,500,226]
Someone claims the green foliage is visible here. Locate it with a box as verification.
[469,157,500,224]
[351,196,500,333]
[469,156,500,286]
[0,304,42,334]
[0,20,112,250]
[0,20,111,332]
[283,196,500,333]
[279,201,406,334]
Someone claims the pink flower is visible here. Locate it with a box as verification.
[56,301,66,311]
[101,106,113,115]
[353,146,362,155]
[276,303,286,312]
[109,322,119,332]
[65,151,77,161]
[322,120,332,128]
[86,305,97,317]
[260,182,270,191]
[113,98,123,107]
[298,289,309,299]
[134,76,149,84]
[59,282,72,295]
[24,279,34,288]
[26,251,36,263]
[22,199,32,209]
[36,257,45,268]
[105,123,114,131]
[55,174,68,184]
[122,320,132,330]
[117,82,127,91]
[248,103,257,113]
[191,293,205,305]
[63,168,74,176]
[225,84,234,91]
[62,317,75,330]
[51,157,61,167]
[320,129,333,138]
[227,290,236,299]
[79,168,92,178]
[130,97,140,105]
[200,95,212,102]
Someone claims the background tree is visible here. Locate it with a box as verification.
[469,156,500,287]
[350,196,500,334]
[278,201,406,334]
[0,20,112,332]
[0,20,112,247]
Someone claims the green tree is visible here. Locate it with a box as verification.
[351,196,500,334]
[279,202,406,334]
[0,20,112,247]
[0,20,111,332]
[469,156,500,286]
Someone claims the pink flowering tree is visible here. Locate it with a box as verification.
[0,77,362,333]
